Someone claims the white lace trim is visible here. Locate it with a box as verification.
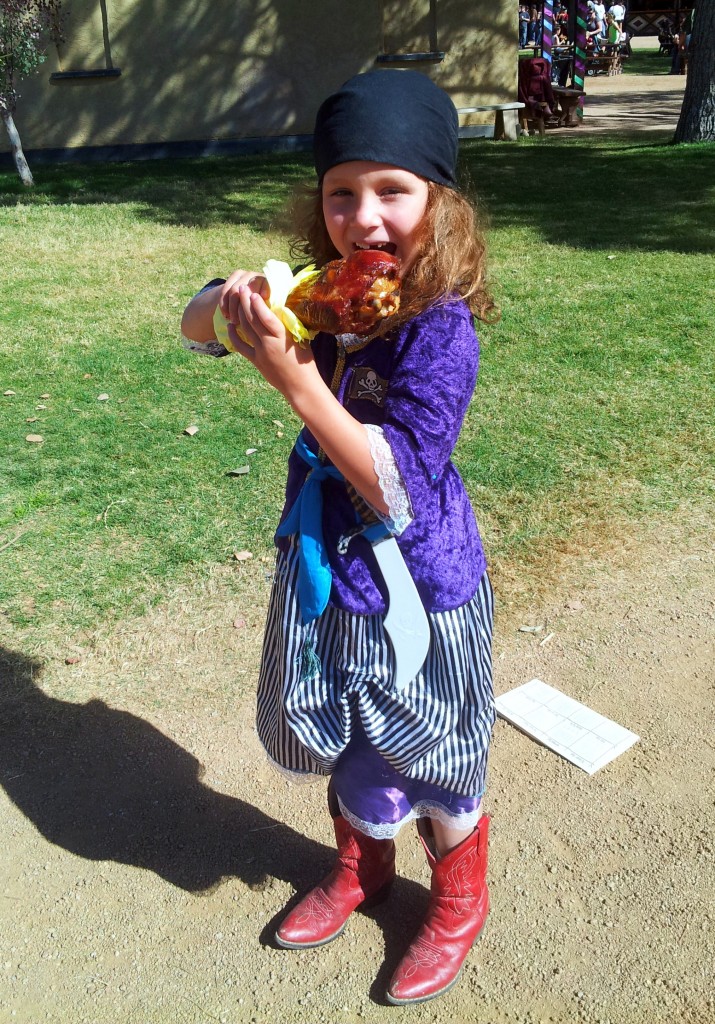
[337,795,482,840]
[364,424,413,535]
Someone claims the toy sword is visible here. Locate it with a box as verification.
[343,523,431,692]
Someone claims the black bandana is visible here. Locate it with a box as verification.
[313,70,458,187]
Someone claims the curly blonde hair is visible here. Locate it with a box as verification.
[289,179,499,329]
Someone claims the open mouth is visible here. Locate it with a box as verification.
[354,241,398,256]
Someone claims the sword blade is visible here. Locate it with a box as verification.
[371,537,430,691]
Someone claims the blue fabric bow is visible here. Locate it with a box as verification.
[276,434,345,622]
[277,433,391,623]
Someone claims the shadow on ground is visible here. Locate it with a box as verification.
[0,646,315,891]
[0,645,429,990]
[459,138,715,254]
[1,137,713,254]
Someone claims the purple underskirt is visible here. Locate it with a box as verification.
[331,724,481,835]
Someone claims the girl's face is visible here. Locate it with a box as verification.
[322,162,430,273]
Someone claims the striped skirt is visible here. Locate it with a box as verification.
[256,544,496,831]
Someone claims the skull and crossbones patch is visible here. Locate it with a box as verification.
[349,366,388,407]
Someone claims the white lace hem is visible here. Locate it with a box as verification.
[364,423,413,535]
[337,795,482,840]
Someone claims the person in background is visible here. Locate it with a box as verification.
[528,5,541,47]
[519,4,531,49]
[589,0,607,37]
[586,7,603,50]
[604,13,621,46]
[669,11,688,74]
[608,2,626,31]
[672,7,694,75]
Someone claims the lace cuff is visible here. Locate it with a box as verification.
[364,424,413,535]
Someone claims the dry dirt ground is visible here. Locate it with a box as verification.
[2,512,713,1024]
[2,72,711,1024]
[555,71,686,137]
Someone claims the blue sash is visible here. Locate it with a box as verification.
[276,434,388,622]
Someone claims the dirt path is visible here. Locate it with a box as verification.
[575,72,687,136]
[544,68,687,138]
[2,509,713,1024]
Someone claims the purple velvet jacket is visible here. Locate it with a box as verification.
[276,299,487,615]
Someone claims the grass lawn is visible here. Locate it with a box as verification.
[622,46,673,76]
[1,136,714,645]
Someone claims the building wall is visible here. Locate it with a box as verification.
[2,0,517,158]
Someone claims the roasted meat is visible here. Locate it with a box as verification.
[286,249,401,337]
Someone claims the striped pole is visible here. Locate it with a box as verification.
[542,0,555,68]
[574,0,588,121]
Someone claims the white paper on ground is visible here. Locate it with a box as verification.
[495,678,639,774]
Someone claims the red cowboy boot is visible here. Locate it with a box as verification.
[275,816,396,949]
[386,814,490,1005]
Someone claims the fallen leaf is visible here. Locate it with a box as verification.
[233,550,253,561]
[83,373,92,379]
[40,393,50,399]
[565,599,585,611]
[36,404,46,410]
[272,419,284,429]
[226,465,250,476]
[26,417,38,423]
[26,434,44,443]
[518,624,543,633]
[233,617,246,629]
[183,425,199,436]
[3,389,15,396]
[245,448,258,455]
[276,431,284,438]
[65,656,81,665]
[97,393,110,401]
[607,255,616,260]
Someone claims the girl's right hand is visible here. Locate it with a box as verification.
[218,270,270,325]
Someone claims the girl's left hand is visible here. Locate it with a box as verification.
[227,286,321,404]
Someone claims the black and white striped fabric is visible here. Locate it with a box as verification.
[256,543,496,799]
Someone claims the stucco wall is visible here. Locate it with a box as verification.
[2,0,517,158]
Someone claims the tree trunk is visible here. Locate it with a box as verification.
[1,108,35,186]
[673,3,715,144]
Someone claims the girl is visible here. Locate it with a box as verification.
[181,69,497,1006]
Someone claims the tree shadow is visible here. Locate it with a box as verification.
[0,644,328,894]
[0,151,313,233]
[1,136,712,253]
[459,137,715,254]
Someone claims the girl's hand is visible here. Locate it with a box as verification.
[218,270,269,324]
[228,286,322,406]
[181,269,267,343]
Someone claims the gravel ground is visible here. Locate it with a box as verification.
[2,511,713,1024]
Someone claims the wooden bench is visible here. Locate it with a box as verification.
[457,102,526,141]
[586,50,623,76]
[552,86,586,127]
